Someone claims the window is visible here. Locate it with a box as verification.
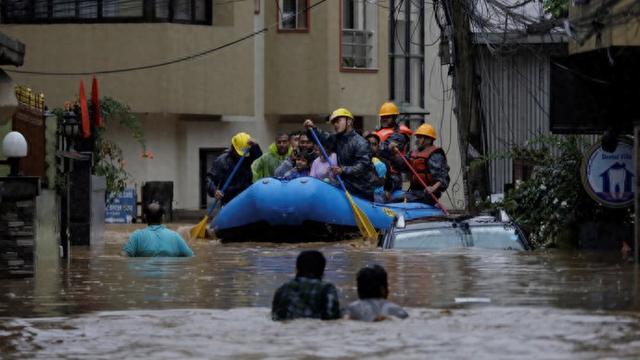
[389,0,425,109]
[341,0,377,70]
[1,0,211,25]
[278,0,309,31]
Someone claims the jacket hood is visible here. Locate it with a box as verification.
[269,142,292,159]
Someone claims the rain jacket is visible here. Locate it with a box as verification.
[206,143,262,205]
[309,128,376,200]
[251,143,292,182]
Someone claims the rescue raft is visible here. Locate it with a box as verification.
[212,177,444,242]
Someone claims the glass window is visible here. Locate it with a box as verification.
[393,228,464,250]
[79,1,98,19]
[195,0,207,22]
[1,0,210,24]
[155,0,170,19]
[469,226,526,250]
[279,0,308,30]
[341,0,377,70]
[390,0,425,108]
[52,0,75,18]
[103,0,143,17]
[34,0,48,19]
[7,1,29,20]
[173,0,191,21]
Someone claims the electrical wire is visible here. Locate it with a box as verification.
[5,0,329,76]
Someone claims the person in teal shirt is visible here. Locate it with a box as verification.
[122,202,193,257]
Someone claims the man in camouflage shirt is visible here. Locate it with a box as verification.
[272,250,341,321]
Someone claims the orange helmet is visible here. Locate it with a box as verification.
[378,101,400,117]
[415,123,436,140]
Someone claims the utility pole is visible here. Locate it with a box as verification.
[447,0,489,212]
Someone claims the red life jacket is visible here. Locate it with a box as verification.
[375,125,414,175]
[374,124,413,143]
[409,146,445,189]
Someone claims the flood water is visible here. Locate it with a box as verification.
[1,224,640,359]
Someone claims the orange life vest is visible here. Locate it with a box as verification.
[409,146,445,189]
[374,124,413,143]
[375,124,414,162]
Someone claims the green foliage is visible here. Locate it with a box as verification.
[94,97,146,199]
[544,0,569,19]
[54,97,146,199]
[484,135,632,248]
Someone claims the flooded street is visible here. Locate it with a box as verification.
[1,225,640,359]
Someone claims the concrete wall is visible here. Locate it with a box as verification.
[0,1,255,116]
[265,0,389,118]
[107,113,273,210]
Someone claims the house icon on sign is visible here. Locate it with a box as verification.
[599,162,634,200]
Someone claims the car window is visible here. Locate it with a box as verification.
[468,225,525,250]
[393,228,463,250]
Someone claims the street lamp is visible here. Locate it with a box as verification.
[62,108,80,151]
[2,131,28,176]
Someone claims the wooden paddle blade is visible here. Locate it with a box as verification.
[344,191,378,240]
[190,216,210,239]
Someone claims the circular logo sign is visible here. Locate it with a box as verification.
[581,138,635,208]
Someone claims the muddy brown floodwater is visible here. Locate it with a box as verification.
[1,224,640,359]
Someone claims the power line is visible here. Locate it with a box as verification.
[5,0,328,76]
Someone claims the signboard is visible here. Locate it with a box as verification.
[105,188,137,223]
[581,138,635,208]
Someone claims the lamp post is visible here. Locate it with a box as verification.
[2,131,28,176]
[62,108,80,152]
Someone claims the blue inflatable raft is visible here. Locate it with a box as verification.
[213,177,444,242]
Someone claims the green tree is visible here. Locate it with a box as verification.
[484,135,632,248]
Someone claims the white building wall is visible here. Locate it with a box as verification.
[107,113,273,211]
[424,8,465,210]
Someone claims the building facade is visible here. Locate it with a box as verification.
[0,0,392,210]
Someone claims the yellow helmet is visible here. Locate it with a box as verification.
[329,107,354,122]
[415,123,436,140]
[231,132,251,156]
[378,101,400,117]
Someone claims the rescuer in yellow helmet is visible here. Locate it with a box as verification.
[392,122,450,204]
[205,132,262,205]
[303,108,377,201]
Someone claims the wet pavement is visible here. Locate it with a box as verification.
[1,224,640,359]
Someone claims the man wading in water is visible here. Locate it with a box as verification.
[122,202,193,257]
[271,250,341,321]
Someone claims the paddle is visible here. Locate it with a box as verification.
[190,150,248,239]
[309,128,378,241]
[395,151,449,215]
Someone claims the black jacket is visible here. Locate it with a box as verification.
[309,128,376,200]
[206,144,262,205]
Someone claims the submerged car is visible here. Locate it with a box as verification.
[381,211,531,251]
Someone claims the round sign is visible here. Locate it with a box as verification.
[581,138,635,208]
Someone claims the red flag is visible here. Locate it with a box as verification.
[91,76,102,127]
[79,80,91,138]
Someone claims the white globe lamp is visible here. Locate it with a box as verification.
[2,131,28,176]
